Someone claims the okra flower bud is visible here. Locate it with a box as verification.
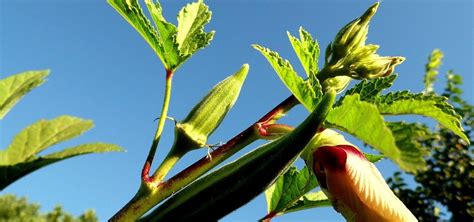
[330,2,377,61]
[171,64,249,155]
[342,45,405,79]
[322,3,405,81]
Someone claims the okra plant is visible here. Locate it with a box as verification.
[106,1,468,221]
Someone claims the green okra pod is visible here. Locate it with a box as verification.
[152,64,249,182]
[140,90,336,221]
[171,64,249,155]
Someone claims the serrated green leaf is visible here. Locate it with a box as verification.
[144,0,180,69]
[374,91,468,142]
[341,74,397,104]
[176,0,214,57]
[424,49,443,94]
[107,0,166,66]
[264,166,318,217]
[0,70,49,120]
[281,191,330,215]
[326,94,419,170]
[0,143,123,190]
[253,45,322,111]
[386,122,432,172]
[109,0,213,71]
[287,27,320,82]
[0,116,93,166]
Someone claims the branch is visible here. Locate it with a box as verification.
[109,95,299,221]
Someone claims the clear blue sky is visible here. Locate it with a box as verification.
[1,0,472,221]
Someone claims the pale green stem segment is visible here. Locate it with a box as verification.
[141,70,174,184]
[152,150,182,182]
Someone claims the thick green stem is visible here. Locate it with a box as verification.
[141,69,174,184]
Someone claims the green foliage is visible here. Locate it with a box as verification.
[363,152,386,163]
[0,194,98,222]
[374,91,468,142]
[144,0,180,68]
[263,166,326,219]
[175,0,214,57]
[254,7,464,175]
[280,191,329,216]
[423,49,443,94]
[341,74,397,103]
[0,71,123,190]
[0,143,122,190]
[107,2,469,221]
[387,122,432,171]
[253,44,322,112]
[254,27,323,111]
[0,70,48,119]
[263,47,471,221]
[287,27,320,82]
[0,116,123,190]
[388,70,474,221]
[108,0,214,72]
[252,5,467,220]
[328,73,467,172]
[445,71,464,101]
[1,116,93,165]
[326,94,416,170]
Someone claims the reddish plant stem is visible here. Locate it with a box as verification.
[109,95,299,221]
[160,95,298,188]
[261,211,277,222]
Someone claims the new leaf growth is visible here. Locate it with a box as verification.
[108,0,214,72]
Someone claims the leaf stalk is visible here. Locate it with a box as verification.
[141,69,174,184]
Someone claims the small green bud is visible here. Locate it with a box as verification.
[330,2,378,63]
[171,64,249,154]
[320,3,405,81]
[334,45,405,79]
[350,54,405,79]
